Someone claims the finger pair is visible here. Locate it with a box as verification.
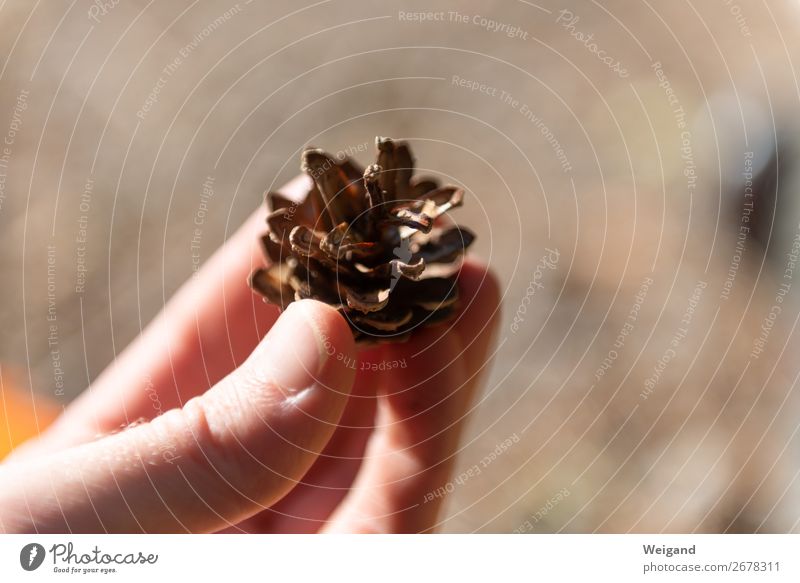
[324,261,500,533]
[0,300,356,533]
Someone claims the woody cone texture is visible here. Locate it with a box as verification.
[250,137,475,343]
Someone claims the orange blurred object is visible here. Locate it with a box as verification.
[0,366,60,460]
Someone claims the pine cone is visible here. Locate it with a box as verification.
[249,137,475,344]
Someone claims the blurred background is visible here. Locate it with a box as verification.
[2,0,800,532]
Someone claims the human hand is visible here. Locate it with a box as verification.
[0,176,500,533]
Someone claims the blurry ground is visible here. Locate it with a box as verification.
[2,0,800,532]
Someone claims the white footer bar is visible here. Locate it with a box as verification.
[1,534,798,582]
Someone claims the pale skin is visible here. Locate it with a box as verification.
[0,176,500,533]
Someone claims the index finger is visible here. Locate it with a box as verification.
[14,175,311,457]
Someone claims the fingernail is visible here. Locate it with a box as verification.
[260,301,328,393]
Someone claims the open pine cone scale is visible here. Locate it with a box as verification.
[250,137,475,344]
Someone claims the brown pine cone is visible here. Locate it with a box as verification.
[249,137,475,344]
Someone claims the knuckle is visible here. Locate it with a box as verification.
[153,395,258,497]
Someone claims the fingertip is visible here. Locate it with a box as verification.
[453,257,502,380]
[458,257,502,315]
[246,300,356,409]
[380,257,501,380]
[292,299,357,364]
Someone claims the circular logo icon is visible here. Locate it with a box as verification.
[19,543,45,571]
